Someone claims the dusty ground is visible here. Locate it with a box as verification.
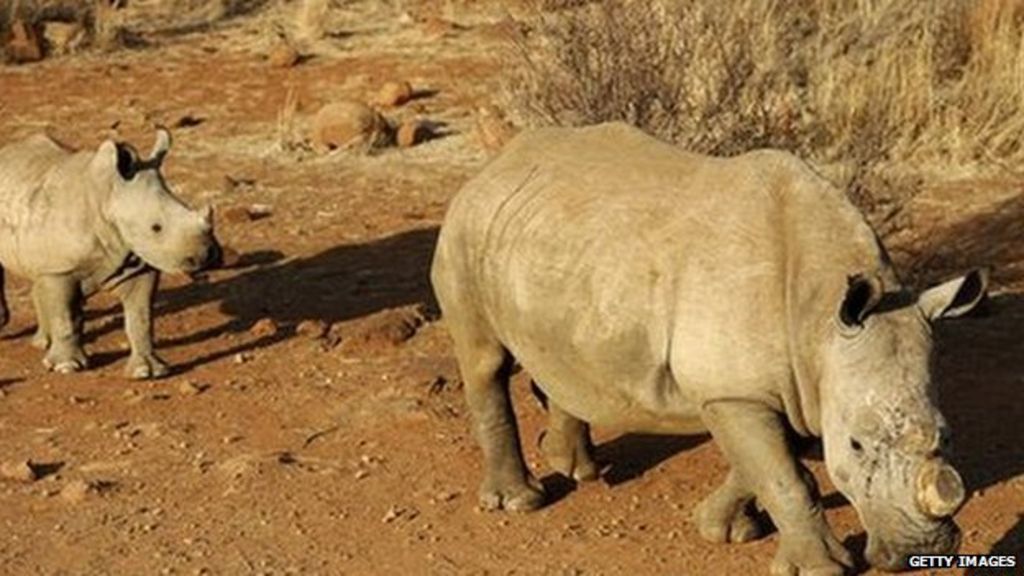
[0,3,1021,575]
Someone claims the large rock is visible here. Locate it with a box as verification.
[311,101,391,152]
[375,80,414,108]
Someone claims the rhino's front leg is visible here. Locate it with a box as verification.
[694,468,763,543]
[539,400,599,482]
[701,401,852,576]
[35,275,88,373]
[115,270,168,379]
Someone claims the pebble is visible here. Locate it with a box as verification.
[0,461,37,483]
[296,319,329,340]
[249,318,279,338]
[178,380,208,396]
[61,479,95,503]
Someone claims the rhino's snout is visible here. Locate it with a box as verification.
[188,241,222,272]
[866,519,961,572]
[203,241,223,270]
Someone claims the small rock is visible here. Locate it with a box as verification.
[382,506,403,523]
[354,469,369,480]
[267,41,300,68]
[233,353,251,365]
[311,100,391,152]
[5,19,44,64]
[178,381,208,396]
[61,479,96,503]
[375,80,413,108]
[296,319,329,340]
[1,461,37,483]
[222,205,271,223]
[250,318,279,338]
[246,204,273,220]
[42,21,87,56]
[396,120,431,148]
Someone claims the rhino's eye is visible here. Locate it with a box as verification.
[151,223,163,234]
[850,438,864,453]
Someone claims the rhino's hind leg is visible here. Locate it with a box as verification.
[115,270,168,380]
[29,282,51,350]
[695,468,763,543]
[537,392,599,482]
[35,275,88,373]
[450,328,544,512]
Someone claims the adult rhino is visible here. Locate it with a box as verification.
[431,122,986,574]
[0,128,222,379]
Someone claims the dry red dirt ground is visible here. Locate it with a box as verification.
[0,5,1021,575]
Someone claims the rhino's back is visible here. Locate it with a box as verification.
[435,122,880,431]
[0,135,99,276]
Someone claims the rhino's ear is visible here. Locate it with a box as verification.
[149,127,172,166]
[839,273,884,328]
[919,269,989,320]
[92,140,139,181]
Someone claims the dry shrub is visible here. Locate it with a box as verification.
[506,0,1024,215]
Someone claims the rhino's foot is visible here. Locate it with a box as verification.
[695,495,763,544]
[538,429,599,482]
[31,329,50,350]
[478,476,545,512]
[770,531,853,576]
[124,353,169,380]
[695,469,764,543]
[42,348,88,374]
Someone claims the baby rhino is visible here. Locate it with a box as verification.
[0,128,222,378]
[432,123,986,574]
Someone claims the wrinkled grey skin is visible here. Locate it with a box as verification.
[431,123,986,574]
[0,129,222,379]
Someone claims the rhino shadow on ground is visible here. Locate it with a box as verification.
[932,293,1024,495]
[595,433,710,486]
[974,514,1023,565]
[900,193,1024,496]
[77,226,440,373]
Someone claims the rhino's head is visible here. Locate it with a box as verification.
[92,128,222,274]
[819,270,987,571]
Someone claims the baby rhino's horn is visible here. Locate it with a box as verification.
[915,459,965,519]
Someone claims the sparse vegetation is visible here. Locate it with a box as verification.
[505,0,1024,214]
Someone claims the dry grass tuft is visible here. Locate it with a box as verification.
[295,0,329,42]
[275,86,306,153]
[505,0,1024,214]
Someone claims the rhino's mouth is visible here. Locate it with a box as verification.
[866,517,961,571]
